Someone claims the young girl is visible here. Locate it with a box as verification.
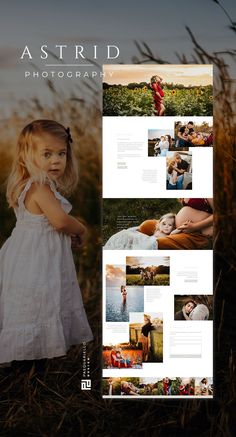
[153,213,176,237]
[0,119,93,364]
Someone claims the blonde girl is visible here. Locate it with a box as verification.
[0,119,93,364]
[154,213,176,237]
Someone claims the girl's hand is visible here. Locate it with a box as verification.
[71,234,82,250]
[71,227,88,249]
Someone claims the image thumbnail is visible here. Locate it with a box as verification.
[195,377,213,396]
[102,376,205,396]
[129,313,163,362]
[103,344,143,369]
[103,198,213,250]
[102,377,140,396]
[106,264,126,288]
[166,151,192,190]
[174,295,213,320]
[177,377,195,395]
[103,65,213,116]
[139,377,194,396]
[106,286,144,322]
[148,129,174,157]
[174,119,213,149]
[126,256,170,286]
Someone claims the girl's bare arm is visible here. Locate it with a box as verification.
[32,183,87,236]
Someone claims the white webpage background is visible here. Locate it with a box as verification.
[103,250,213,378]
[103,116,213,198]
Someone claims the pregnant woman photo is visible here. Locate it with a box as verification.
[104,198,213,250]
[157,198,213,250]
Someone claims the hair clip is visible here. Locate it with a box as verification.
[65,127,73,144]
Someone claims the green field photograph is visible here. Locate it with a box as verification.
[126,256,170,286]
[103,64,213,116]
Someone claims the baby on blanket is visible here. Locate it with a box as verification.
[104,213,181,250]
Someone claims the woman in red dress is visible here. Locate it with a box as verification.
[150,75,165,116]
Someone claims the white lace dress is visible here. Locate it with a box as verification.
[104,227,158,250]
[0,179,93,363]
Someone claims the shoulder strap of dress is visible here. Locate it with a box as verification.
[18,178,62,205]
[48,179,72,214]
[47,178,64,201]
[16,179,34,218]
[17,177,71,216]
[18,179,33,206]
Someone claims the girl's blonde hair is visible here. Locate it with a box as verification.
[157,213,176,230]
[7,119,78,208]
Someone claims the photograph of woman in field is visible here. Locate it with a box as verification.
[150,75,165,116]
[129,313,163,362]
[103,65,213,116]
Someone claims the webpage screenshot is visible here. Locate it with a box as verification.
[102,64,213,398]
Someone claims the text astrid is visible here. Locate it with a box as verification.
[20,45,120,60]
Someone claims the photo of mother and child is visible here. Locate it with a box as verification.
[104,198,213,250]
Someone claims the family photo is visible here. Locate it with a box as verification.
[102,378,141,396]
[102,344,143,369]
[126,256,170,286]
[166,151,192,190]
[148,129,174,157]
[175,119,213,149]
[103,198,213,250]
[102,376,211,396]
[174,295,213,321]
[129,313,163,362]
[106,285,144,322]
[103,65,213,116]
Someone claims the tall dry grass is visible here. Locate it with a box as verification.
[0,79,103,435]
